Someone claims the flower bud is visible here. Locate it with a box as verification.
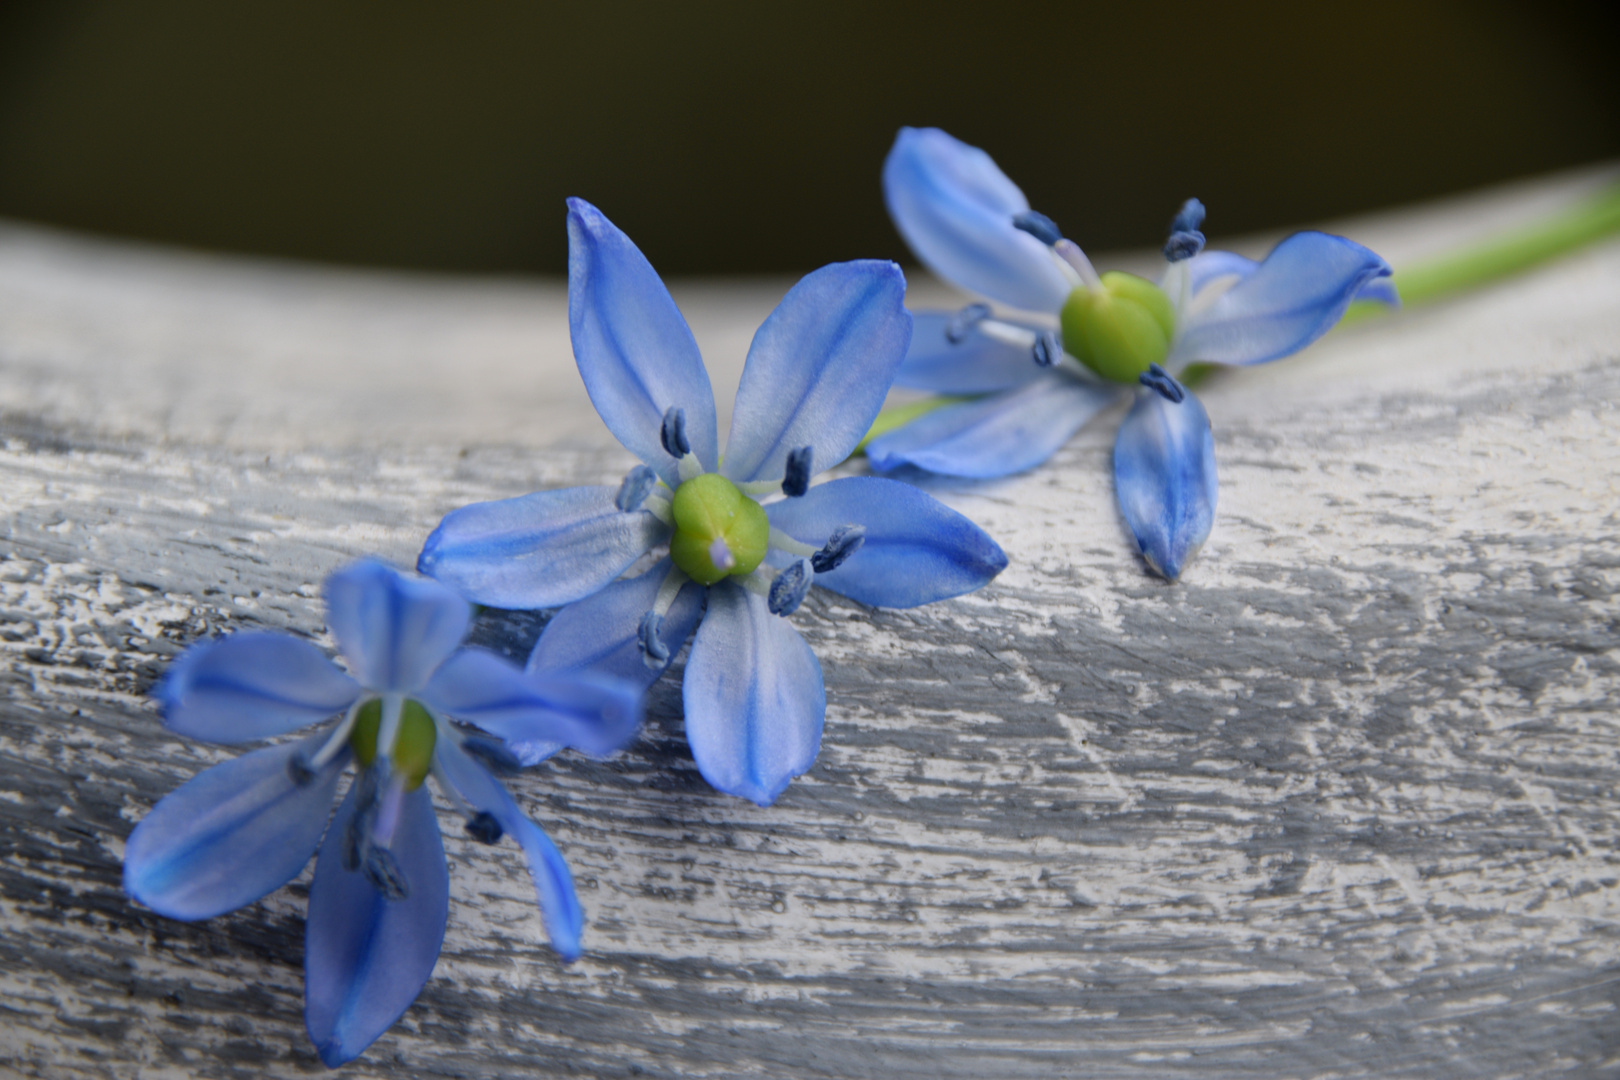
[1059,272,1176,383]
[669,473,769,585]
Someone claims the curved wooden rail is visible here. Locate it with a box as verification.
[2,168,1618,1077]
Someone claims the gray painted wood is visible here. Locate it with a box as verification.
[2,167,1619,1078]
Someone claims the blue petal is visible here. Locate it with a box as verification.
[866,372,1122,478]
[681,580,824,806]
[305,783,448,1068]
[324,560,470,693]
[895,311,1048,394]
[1182,249,1257,297]
[433,738,583,960]
[567,199,719,485]
[1355,276,1401,306]
[421,647,642,759]
[765,477,1006,608]
[156,633,361,744]
[418,486,669,610]
[720,261,911,483]
[883,127,1072,314]
[527,557,706,689]
[123,734,346,920]
[1113,386,1218,581]
[1169,231,1393,367]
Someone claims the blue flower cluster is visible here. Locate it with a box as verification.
[124,131,1389,1066]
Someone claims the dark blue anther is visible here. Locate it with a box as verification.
[341,814,365,871]
[768,558,814,616]
[1163,230,1205,263]
[659,406,690,458]
[945,302,992,344]
[782,446,812,497]
[1032,331,1062,368]
[286,751,317,787]
[465,811,504,845]
[812,524,865,573]
[1012,210,1063,246]
[461,736,522,777]
[363,845,410,900]
[1171,198,1206,234]
[341,767,382,871]
[1139,363,1186,404]
[638,611,669,667]
[615,464,658,512]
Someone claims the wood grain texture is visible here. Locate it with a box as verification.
[2,170,1619,1078]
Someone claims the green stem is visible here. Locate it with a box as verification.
[862,179,1620,448]
[1343,179,1620,323]
[855,395,970,451]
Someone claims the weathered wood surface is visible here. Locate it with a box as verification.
[2,168,1619,1078]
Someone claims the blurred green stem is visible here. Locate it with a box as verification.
[864,179,1620,441]
[1343,179,1620,322]
[854,395,969,451]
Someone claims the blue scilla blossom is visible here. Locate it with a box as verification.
[872,127,1398,580]
[418,199,1007,807]
[123,559,641,1068]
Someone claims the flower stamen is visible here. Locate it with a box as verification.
[637,564,692,666]
[944,302,992,343]
[342,766,382,871]
[363,844,409,900]
[615,465,659,512]
[288,699,364,786]
[370,771,408,848]
[782,446,812,497]
[375,694,404,761]
[464,811,503,845]
[978,319,1040,348]
[1011,210,1063,246]
[811,525,865,573]
[767,528,817,558]
[1139,363,1187,403]
[642,493,673,525]
[767,558,814,616]
[1054,239,1104,291]
[1163,198,1207,264]
[659,406,690,458]
[1032,331,1062,368]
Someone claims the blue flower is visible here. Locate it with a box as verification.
[418,199,1007,807]
[122,559,641,1068]
[872,127,1397,580]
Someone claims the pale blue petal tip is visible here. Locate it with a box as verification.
[304,785,448,1068]
[765,477,1006,608]
[566,199,720,478]
[1172,231,1394,368]
[682,583,825,806]
[1113,386,1218,582]
[722,259,911,484]
[884,127,1072,313]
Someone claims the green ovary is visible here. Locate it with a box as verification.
[668,473,769,585]
[1059,272,1176,383]
[349,698,437,789]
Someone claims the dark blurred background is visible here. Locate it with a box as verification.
[0,1,1615,275]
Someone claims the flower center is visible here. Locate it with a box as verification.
[349,698,437,789]
[1059,272,1177,383]
[668,473,769,585]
